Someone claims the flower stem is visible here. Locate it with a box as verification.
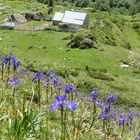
[12,88,15,111]
[23,92,26,115]
[121,121,125,137]
[89,102,96,129]
[1,61,4,80]
[7,59,10,82]
[38,79,41,109]
[46,88,49,103]
[61,106,64,140]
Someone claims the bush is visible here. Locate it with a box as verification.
[90,0,139,15]
[123,42,131,50]
[67,32,97,49]
[75,0,89,7]
[76,80,96,92]
[93,0,110,11]
[55,67,79,78]
[85,66,114,81]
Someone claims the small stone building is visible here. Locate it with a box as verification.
[52,12,64,25]
[52,10,89,30]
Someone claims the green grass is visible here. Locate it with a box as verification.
[0,1,140,140]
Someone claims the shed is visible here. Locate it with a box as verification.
[62,11,89,30]
[52,10,89,30]
[52,12,64,25]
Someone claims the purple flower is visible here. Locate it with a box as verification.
[53,76,63,88]
[118,114,129,126]
[96,99,103,108]
[104,104,109,114]
[90,88,99,102]
[66,100,78,111]
[12,57,20,72]
[135,132,140,140]
[64,84,76,94]
[44,78,50,87]
[46,70,55,78]
[50,94,67,112]
[8,76,22,89]
[3,52,14,64]
[80,95,87,100]
[111,113,118,120]
[107,94,116,103]
[98,115,102,120]
[98,112,109,121]
[128,112,135,119]
[32,72,43,83]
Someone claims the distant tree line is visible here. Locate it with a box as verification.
[36,0,140,15]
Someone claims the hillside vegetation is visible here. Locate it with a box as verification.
[0,0,140,139]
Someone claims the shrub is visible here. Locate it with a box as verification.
[75,0,89,7]
[85,66,114,81]
[67,32,97,49]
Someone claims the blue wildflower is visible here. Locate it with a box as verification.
[8,76,22,89]
[66,100,78,111]
[12,57,20,72]
[111,113,118,120]
[46,70,55,78]
[98,112,109,121]
[90,88,99,102]
[128,112,135,119]
[80,95,87,100]
[44,78,50,87]
[107,94,116,103]
[104,104,109,114]
[118,114,129,126]
[3,52,14,65]
[64,84,76,94]
[135,132,140,140]
[32,72,43,83]
[50,94,67,112]
[96,99,103,108]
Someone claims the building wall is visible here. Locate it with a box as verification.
[83,15,89,28]
[53,20,61,25]
[68,24,81,30]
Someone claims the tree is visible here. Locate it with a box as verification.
[48,0,53,14]
[48,0,53,7]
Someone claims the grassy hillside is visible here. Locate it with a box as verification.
[0,1,140,108]
[0,1,140,139]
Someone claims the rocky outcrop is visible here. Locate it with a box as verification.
[5,14,27,24]
[25,12,50,21]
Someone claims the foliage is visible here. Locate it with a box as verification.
[67,31,97,49]
[75,0,89,8]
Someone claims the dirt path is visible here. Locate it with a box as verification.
[14,22,50,31]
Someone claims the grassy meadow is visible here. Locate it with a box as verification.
[0,0,140,139]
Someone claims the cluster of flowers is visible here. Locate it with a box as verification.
[0,53,20,72]
[90,89,137,129]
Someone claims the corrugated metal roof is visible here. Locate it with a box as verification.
[62,11,87,25]
[52,12,64,21]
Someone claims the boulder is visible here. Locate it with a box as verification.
[5,14,27,24]
[80,38,95,49]
[32,12,43,21]
[0,22,15,29]
[25,13,33,20]
[42,13,49,21]
[25,12,50,21]
[59,23,69,30]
